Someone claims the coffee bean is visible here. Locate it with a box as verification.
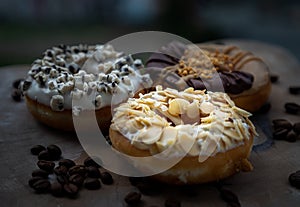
[84,156,102,168]
[59,159,75,169]
[293,122,300,135]
[165,198,181,207]
[38,150,51,161]
[31,179,50,193]
[47,145,62,160]
[37,160,55,172]
[285,102,300,114]
[270,74,279,83]
[32,169,49,178]
[28,177,44,188]
[272,119,293,130]
[12,78,24,89]
[30,145,46,155]
[54,165,68,175]
[289,86,300,95]
[285,131,297,142]
[50,182,64,197]
[63,183,79,197]
[69,165,86,176]
[273,128,290,140]
[69,174,84,187]
[219,188,240,206]
[100,172,113,185]
[289,170,300,189]
[11,89,22,102]
[84,178,101,190]
[124,192,141,205]
[86,166,101,178]
[57,175,69,185]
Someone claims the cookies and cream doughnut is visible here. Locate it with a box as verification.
[21,44,152,132]
[110,86,257,185]
[146,42,271,112]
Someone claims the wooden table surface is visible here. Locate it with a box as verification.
[0,40,300,207]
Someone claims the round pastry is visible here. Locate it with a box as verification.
[110,86,257,185]
[21,44,152,133]
[146,42,271,112]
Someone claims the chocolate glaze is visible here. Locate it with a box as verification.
[146,42,254,95]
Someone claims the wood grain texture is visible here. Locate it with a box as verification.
[0,40,300,206]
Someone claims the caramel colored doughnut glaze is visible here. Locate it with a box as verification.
[146,42,271,112]
[110,86,257,184]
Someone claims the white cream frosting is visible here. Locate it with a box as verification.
[111,86,257,161]
[22,44,152,115]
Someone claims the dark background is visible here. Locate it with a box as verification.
[0,0,300,66]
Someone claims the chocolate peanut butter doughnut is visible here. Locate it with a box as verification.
[146,42,271,112]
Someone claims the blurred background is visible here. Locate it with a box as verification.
[0,0,300,66]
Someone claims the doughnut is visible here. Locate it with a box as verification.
[110,86,257,185]
[146,42,271,112]
[21,44,152,132]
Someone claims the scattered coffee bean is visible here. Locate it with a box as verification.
[100,172,113,185]
[84,178,101,190]
[285,131,297,142]
[284,102,300,114]
[84,156,102,168]
[11,89,22,102]
[12,78,24,89]
[30,145,46,155]
[50,182,64,197]
[47,144,62,160]
[289,86,300,95]
[293,123,300,135]
[57,174,69,185]
[31,179,50,193]
[272,119,293,131]
[273,128,290,140]
[32,169,49,178]
[86,166,101,178]
[69,174,84,187]
[219,188,240,207]
[59,159,75,169]
[289,170,300,189]
[165,198,181,207]
[270,74,279,83]
[37,160,55,172]
[69,165,86,177]
[54,165,68,175]
[38,150,52,161]
[63,183,79,197]
[28,177,44,188]
[124,191,142,205]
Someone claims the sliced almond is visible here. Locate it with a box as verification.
[199,101,214,115]
[156,126,177,151]
[186,100,200,119]
[178,132,200,156]
[136,125,163,145]
[168,98,190,116]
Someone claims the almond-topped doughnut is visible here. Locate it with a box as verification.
[21,44,152,132]
[146,42,271,112]
[110,86,257,185]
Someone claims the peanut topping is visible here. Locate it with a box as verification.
[111,86,257,160]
